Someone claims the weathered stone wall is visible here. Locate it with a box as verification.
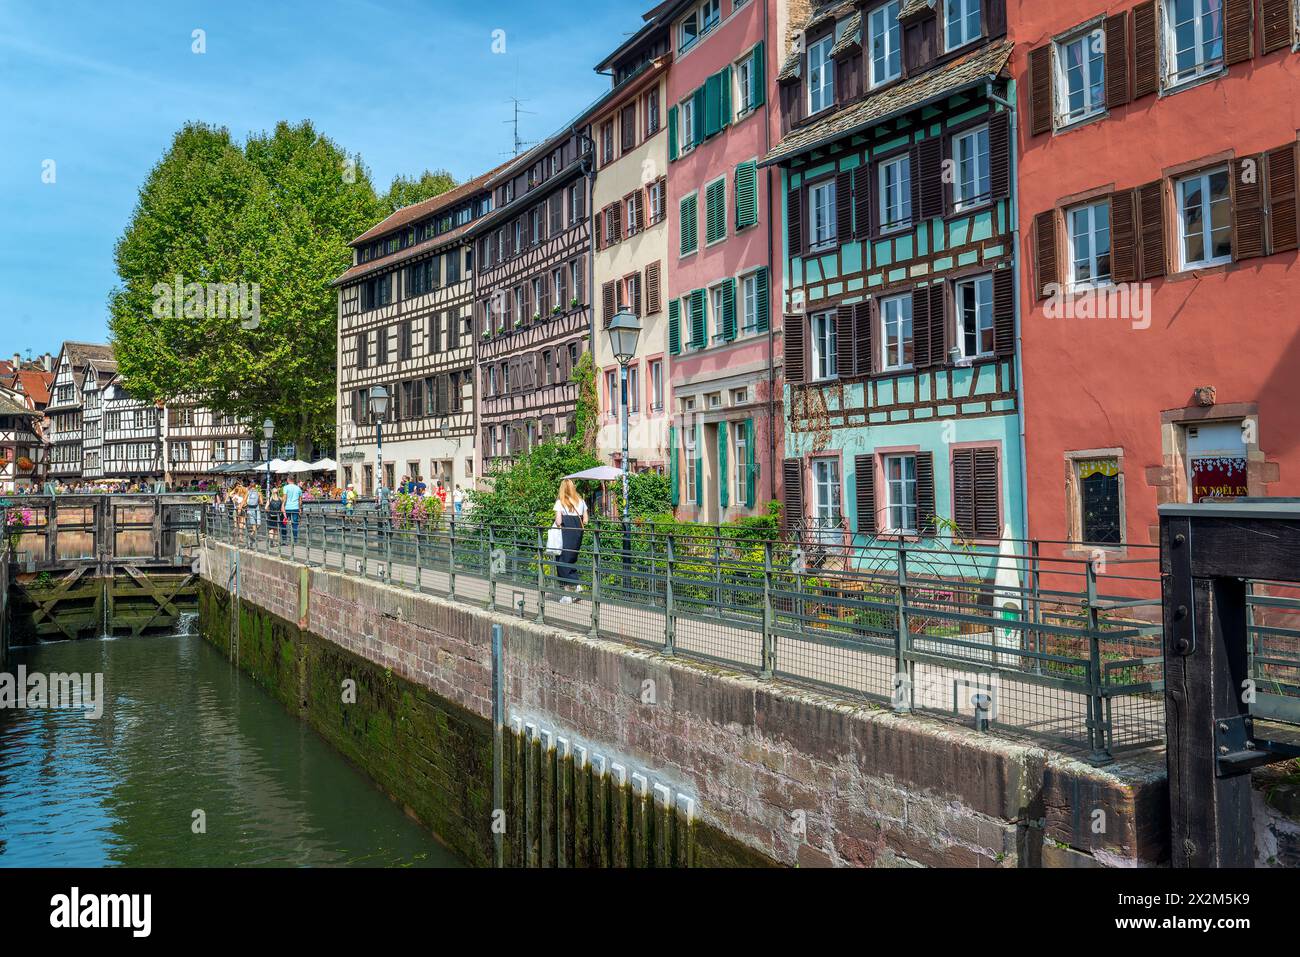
[199,541,1190,867]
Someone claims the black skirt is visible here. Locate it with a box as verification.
[556,513,584,584]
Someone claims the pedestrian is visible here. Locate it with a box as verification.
[245,482,262,544]
[551,479,588,603]
[377,478,391,525]
[282,475,303,543]
[267,487,283,544]
[435,480,447,511]
[230,483,247,538]
[343,483,357,518]
[453,484,463,518]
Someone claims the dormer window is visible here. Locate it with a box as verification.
[807,33,835,114]
[868,1,903,87]
[945,0,982,51]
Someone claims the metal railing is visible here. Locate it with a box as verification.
[204,507,1166,761]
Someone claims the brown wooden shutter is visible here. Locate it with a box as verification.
[915,452,936,536]
[952,448,975,537]
[911,285,933,367]
[1224,0,1254,65]
[992,269,1015,357]
[989,111,1011,201]
[836,171,853,242]
[916,138,944,219]
[1028,44,1053,135]
[854,454,877,535]
[927,284,946,367]
[630,272,643,316]
[1262,0,1295,53]
[1266,143,1299,253]
[781,459,804,535]
[645,261,662,314]
[1033,209,1058,298]
[1232,154,1266,261]
[1105,13,1131,109]
[973,448,1001,539]
[633,191,645,235]
[1132,1,1158,98]
[835,303,855,378]
[594,209,604,251]
[1136,180,1166,279]
[787,186,804,255]
[784,312,806,383]
[853,300,873,375]
[602,281,616,327]
[575,255,586,304]
[611,202,623,242]
[853,165,871,239]
[1110,189,1138,282]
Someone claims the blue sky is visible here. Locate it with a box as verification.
[0,0,637,357]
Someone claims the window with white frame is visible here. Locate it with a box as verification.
[740,271,759,332]
[1164,0,1225,88]
[945,0,982,51]
[685,424,698,501]
[955,274,994,359]
[1055,27,1107,126]
[952,125,990,211]
[869,1,903,87]
[606,370,618,418]
[679,96,695,154]
[881,294,914,371]
[1067,200,1112,287]
[734,426,748,505]
[710,285,728,341]
[1177,166,1231,268]
[884,454,918,533]
[878,154,912,231]
[628,365,640,414]
[679,0,721,52]
[650,359,664,411]
[807,34,835,114]
[736,47,760,115]
[810,310,838,380]
[809,178,837,248]
[813,458,843,535]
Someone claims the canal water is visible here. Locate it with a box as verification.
[0,626,462,867]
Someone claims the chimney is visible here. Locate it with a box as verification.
[11,353,18,369]
[42,353,52,372]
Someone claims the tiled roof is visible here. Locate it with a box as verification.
[831,10,862,58]
[333,218,479,287]
[350,161,510,246]
[779,0,861,83]
[64,341,114,366]
[0,391,36,418]
[762,40,1013,166]
[12,370,53,406]
[777,39,802,83]
[900,0,935,18]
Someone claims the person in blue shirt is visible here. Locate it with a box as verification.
[282,478,303,542]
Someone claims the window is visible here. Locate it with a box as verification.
[705,177,727,244]
[646,87,661,135]
[685,425,698,502]
[601,120,614,164]
[621,103,637,153]
[628,365,640,414]
[945,0,982,51]
[679,97,696,154]
[1165,0,1225,88]
[1075,458,1123,544]
[807,34,835,114]
[734,427,749,506]
[878,154,912,231]
[680,0,720,52]
[1055,29,1106,126]
[1177,166,1231,268]
[1067,200,1112,287]
[1186,420,1249,502]
[680,192,699,255]
[731,387,748,404]
[955,274,994,359]
[868,1,903,87]
[552,268,567,313]
[648,178,666,225]
[884,455,918,533]
[606,370,618,418]
[736,47,761,115]
[650,359,664,411]
[881,294,914,370]
[809,179,837,248]
[740,272,760,332]
[952,125,990,211]
[813,458,842,536]
[810,310,838,380]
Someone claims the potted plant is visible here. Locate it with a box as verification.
[513,318,523,330]
[570,297,580,310]
[16,456,33,473]
[551,304,562,316]
[532,312,541,323]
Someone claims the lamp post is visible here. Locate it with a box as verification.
[262,418,274,501]
[607,308,642,522]
[368,385,389,499]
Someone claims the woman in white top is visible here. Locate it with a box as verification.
[552,479,588,602]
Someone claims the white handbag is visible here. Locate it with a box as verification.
[545,526,564,556]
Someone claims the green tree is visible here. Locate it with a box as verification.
[382,169,457,213]
[109,121,385,451]
[467,440,602,528]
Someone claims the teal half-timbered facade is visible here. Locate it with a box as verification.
[762,0,1023,553]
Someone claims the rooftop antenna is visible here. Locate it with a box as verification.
[503,97,537,157]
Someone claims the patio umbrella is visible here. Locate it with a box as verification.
[309,458,338,472]
[281,459,314,474]
[562,465,624,481]
[992,524,1023,668]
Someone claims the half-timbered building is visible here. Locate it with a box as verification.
[46,342,114,482]
[0,389,41,493]
[473,127,593,470]
[763,0,1024,550]
[102,373,163,480]
[587,14,674,476]
[334,169,501,494]
[164,400,256,483]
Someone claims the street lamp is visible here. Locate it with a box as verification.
[262,418,274,501]
[368,385,388,498]
[606,308,642,523]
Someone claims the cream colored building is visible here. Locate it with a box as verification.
[587,34,673,474]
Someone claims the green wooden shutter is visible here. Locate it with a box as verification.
[668,105,678,161]
[668,424,679,506]
[721,278,736,341]
[751,43,765,108]
[718,421,729,509]
[735,161,758,229]
[706,178,726,244]
[694,445,703,507]
[668,299,682,355]
[689,288,707,348]
[719,65,732,128]
[680,194,698,255]
[754,267,770,332]
[744,418,756,508]
[704,73,722,138]
[692,86,705,145]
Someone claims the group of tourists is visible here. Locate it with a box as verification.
[217,479,303,543]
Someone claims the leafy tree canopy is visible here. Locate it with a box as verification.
[382,169,457,214]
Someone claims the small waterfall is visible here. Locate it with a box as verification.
[175,612,198,637]
[99,578,112,641]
